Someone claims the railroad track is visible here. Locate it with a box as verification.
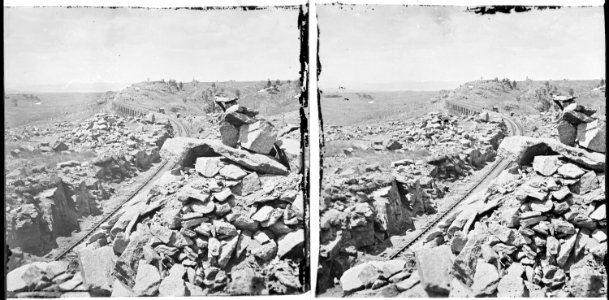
[386,102,524,260]
[49,104,189,261]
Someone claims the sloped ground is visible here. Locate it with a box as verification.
[327,92,606,297]
[5,113,172,270]
[318,111,507,294]
[6,99,307,296]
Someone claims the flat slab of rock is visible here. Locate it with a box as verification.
[132,261,161,296]
[219,121,239,147]
[557,163,585,178]
[238,121,277,154]
[195,157,223,178]
[7,263,46,293]
[158,276,186,297]
[79,246,115,295]
[577,119,606,153]
[228,267,264,295]
[471,260,500,296]
[532,155,559,176]
[416,245,453,294]
[340,262,381,293]
[396,272,420,292]
[277,229,304,258]
[498,136,605,171]
[219,164,247,180]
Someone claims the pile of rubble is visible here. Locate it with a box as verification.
[8,113,170,158]
[555,100,606,153]
[318,111,507,292]
[333,102,606,297]
[6,174,111,260]
[383,138,606,297]
[7,103,306,296]
[326,112,503,154]
[5,113,172,271]
[523,110,559,139]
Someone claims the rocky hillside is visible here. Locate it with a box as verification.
[318,111,507,293]
[113,79,301,118]
[7,101,306,297]
[330,99,606,297]
[447,79,606,116]
[5,113,172,270]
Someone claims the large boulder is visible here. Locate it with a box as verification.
[132,262,161,296]
[276,138,302,172]
[160,137,222,166]
[223,105,257,125]
[498,136,604,171]
[416,245,453,295]
[568,255,604,297]
[228,267,264,295]
[195,157,223,178]
[238,121,277,154]
[557,120,577,146]
[6,263,46,293]
[219,121,239,147]
[577,119,606,153]
[532,155,559,176]
[562,109,594,125]
[339,262,381,293]
[158,275,186,297]
[79,246,116,295]
[470,260,499,297]
[497,275,528,297]
[160,137,288,175]
[277,229,304,258]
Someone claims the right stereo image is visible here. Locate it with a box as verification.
[316,5,606,298]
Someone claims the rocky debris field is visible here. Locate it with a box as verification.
[7,102,307,297]
[5,113,172,271]
[7,112,171,157]
[318,111,507,292]
[332,101,606,297]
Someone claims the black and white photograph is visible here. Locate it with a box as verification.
[5,5,309,297]
[316,5,606,298]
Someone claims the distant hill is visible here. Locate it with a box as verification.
[114,79,301,117]
[446,78,606,115]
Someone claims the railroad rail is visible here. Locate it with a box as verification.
[386,101,524,260]
[49,102,189,261]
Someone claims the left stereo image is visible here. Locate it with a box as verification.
[4,6,309,297]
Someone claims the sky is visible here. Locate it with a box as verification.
[4,7,300,92]
[317,5,605,91]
